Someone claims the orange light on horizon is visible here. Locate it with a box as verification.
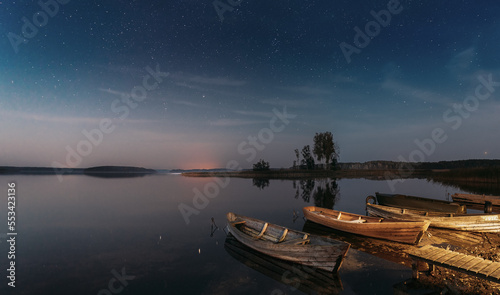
[179,160,224,170]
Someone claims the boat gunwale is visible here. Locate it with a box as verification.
[303,206,431,226]
[303,206,430,245]
[366,203,500,219]
[375,192,466,214]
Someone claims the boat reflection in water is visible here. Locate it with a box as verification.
[302,220,414,267]
[224,234,343,294]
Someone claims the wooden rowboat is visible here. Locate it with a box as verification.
[373,192,466,214]
[302,206,430,245]
[226,212,350,272]
[366,202,500,232]
[224,234,343,294]
[452,193,500,212]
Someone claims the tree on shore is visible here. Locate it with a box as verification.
[313,131,339,170]
[301,145,315,170]
[253,159,270,171]
[294,148,300,169]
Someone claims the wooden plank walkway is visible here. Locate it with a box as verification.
[409,245,500,283]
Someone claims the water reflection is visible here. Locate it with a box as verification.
[83,172,151,178]
[294,179,340,209]
[2,175,479,294]
[302,220,412,267]
[431,179,500,196]
[252,177,340,209]
[224,234,343,294]
[210,217,221,237]
[252,177,270,190]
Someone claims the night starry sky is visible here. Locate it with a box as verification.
[1,0,500,169]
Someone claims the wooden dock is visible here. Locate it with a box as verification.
[409,245,500,283]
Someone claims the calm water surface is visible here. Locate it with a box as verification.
[0,174,466,295]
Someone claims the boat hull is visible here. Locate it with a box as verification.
[302,206,430,245]
[224,234,343,294]
[452,193,500,207]
[226,212,350,272]
[374,192,466,214]
[366,203,500,232]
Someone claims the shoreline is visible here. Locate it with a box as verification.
[182,168,500,195]
[181,169,433,180]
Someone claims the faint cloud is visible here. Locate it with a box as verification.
[277,85,333,96]
[381,62,402,80]
[171,100,206,108]
[260,97,308,108]
[171,72,246,86]
[447,47,477,79]
[99,88,128,97]
[189,76,246,86]
[0,109,101,125]
[0,109,155,126]
[94,64,145,76]
[332,74,358,84]
[382,79,453,105]
[169,72,250,101]
[232,110,275,118]
[209,118,265,126]
[172,82,209,92]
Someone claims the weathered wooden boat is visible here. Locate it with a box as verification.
[371,192,466,214]
[366,202,500,232]
[452,193,500,213]
[302,206,430,245]
[224,234,343,294]
[226,212,350,272]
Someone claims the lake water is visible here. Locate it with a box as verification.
[0,174,466,295]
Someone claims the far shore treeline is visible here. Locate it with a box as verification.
[1,131,500,190]
[187,130,500,195]
[253,132,340,172]
[0,166,157,177]
[247,131,500,184]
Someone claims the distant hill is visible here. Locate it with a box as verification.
[83,166,157,178]
[0,166,157,177]
[83,166,157,173]
[0,166,83,175]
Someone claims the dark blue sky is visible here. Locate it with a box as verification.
[1,0,500,169]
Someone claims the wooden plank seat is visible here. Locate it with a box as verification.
[230,219,246,225]
[277,228,288,243]
[256,223,268,239]
[279,237,310,245]
[238,224,309,244]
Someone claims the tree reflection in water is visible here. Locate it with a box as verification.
[252,177,339,209]
[311,179,340,209]
[252,178,270,190]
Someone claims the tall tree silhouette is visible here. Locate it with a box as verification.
[313,132,339,170]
